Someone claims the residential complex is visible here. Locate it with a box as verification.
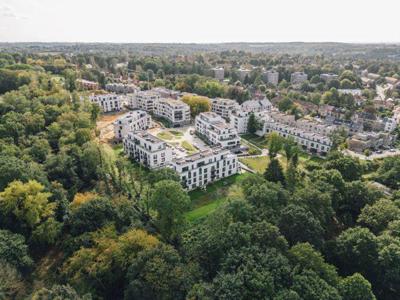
[89,93,123,112]
[262,70,279,85]
[134,90,160,111]
[171,147,239,190]
[113,110,152,140]
[238,68,251,81]
[211,98,239,119]
[241,98,272,112]
[154,98,191,126]
[230,110,265,134]
[195,112,240,149]
[256,111,335,155]
[348,132,395,153]
[212,67,225,81]
[290,72,308,84]
[76,79,99,90]
[320,73,339,82]
[123,131,172,169]
[152,87,180,99]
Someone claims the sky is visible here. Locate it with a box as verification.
[0,0,399,43]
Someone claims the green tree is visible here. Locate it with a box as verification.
[338,273,376,300]
[264,158,285,185]
[268,132,283,158]
[247,112,260,134]
[181,95,211,118]
[0,230,33,271]
[150,180,190,241]
[358,199,400,234]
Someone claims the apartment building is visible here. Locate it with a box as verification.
[212,67,225,81]
[256,112,335,155]
[171,147,239,190]
[123,131,172,169]
[241,98,272,112]
[230,110,265,134]
[105,83,138,94]
[211,98,239,119]
[262,70,279,85]
[290,72,308,84]
[320,73,338,82]
[113,110,152,140]
[76,79,99,90]
[238,68,251,81]
[195,112,240,149]
[154,98,191,126]
[89,93,123,112]
[348,132,395,153]
[152,87,180,99]
[134,90,160,111]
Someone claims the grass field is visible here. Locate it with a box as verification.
[185,173,249,222]
[181,141,197,153]
[239,156,270,173]
[241,133,269,148]
[170,130,183,137]
[157,131,174,140]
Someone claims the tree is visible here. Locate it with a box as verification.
[338,273,376,300]
[279,205,324,248]
[31,285,90,300]
[247,112,260,134]
[264,158,285,185]
[358,199,400,234]
[0,180,61,244]
[268,132,283,158]
[125,244,192,300]
[149,180,190,241]
[0,230,33,271]
[181,95,211,118]
[325,152,362,181]
[0,260,26,300]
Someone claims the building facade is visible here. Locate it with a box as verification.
[134,91,160,111]
[123,131,172,169]
[154,98,191,126]
[211,98,239,119]
[263,70,279,86]
[195,112,240,149]
[212,67,225,81]
[113,110,152,140]
[290,72,308,84]
[105,83,138,94]
[171,147,239,190]
[320,73,339,82]
[89,94,123,112]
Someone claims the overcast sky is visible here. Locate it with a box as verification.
[0,0,399,43]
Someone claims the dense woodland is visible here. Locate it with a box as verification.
[0,48,400,299]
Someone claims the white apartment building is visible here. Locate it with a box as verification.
[195,112,240,149]
[154,98,191,126]
[241,98,272,112]
[212,67,225,81]
[383,117,397,132]
[89,94,123,112]
[256,112,335,155]
[123,131,172,169]
[171,147,239,190]
[152,87,180,99]
[134,90,160,111]
[263,70,279,86]
[211,98,239,119]
[113,110,152,140]
[320,73,339,82]
[230,110,265,134]
[238,68,251,81]
[290,72,308,84]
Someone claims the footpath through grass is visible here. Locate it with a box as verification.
[239,156,270,173]
[185,173,249,222]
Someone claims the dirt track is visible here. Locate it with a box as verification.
[96,111,126,144]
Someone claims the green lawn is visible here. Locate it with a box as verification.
[157,131,174,140]
[240,138,262,155]
[241,133,269,148]
[181,141,197,153]
[185,173,249,222]
[170,130,183,137]
[239,156,270,173]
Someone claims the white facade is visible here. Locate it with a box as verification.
[171,147,239,190]
[320,73,338,82]
[383,117,397,132]
[134,91,160,111]
[211,98,239,119]
[256,112,335,155]
[113,110,152,140]
[89,94,123,112]
[263,70,279,85]
[230,111,265,134]
[154,98,191,126]
[241,98,272,113]
[238,68,251,81]
[152,87,180,99]
[290,72,308,84]
[195,112,240,149]
[212,67,225,81]
[123,131,172,169]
